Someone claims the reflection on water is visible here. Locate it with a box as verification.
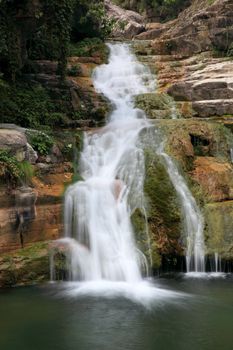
[0,276,233,350]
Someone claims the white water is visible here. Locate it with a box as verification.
[62,43,156,283]
[157,144,205,273]
[51,43,207,299]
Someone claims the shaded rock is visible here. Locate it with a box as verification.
[135,27,165,41]
[15,186,37,222]
[193,100,233,118]
[151,0,233,57]
[0,129,27,160]
[105,0,145,39]
[34,60,58,75]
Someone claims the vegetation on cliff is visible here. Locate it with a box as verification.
[0,0,111,130]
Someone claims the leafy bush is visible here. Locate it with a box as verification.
[0,150,23,184]
[0,151,33,185]
[71,0,113,40]
[27,132,54,156]
[0,82,64,128]
[69,37,108,60]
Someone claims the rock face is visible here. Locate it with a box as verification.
[105,0,145,39]
[191,157,233,202]
[149,0,233,57]
[0,163,73,254]
[205,201,233,261]
[166,61,233,118]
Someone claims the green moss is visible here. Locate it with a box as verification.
[204,202,233,259]
[135,93,178,119]
[69,38,109,63]
[0,151,34,186]
[0,242,51,287]
[132,146,182,269]
[144,151,181,233]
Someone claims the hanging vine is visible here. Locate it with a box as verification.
[41,0,75,80]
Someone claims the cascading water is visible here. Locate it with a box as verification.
[51,42,206,301]
[157,143,205,273]
[62,43,156,283]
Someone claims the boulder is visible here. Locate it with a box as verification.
[0,129,27,161]
[105,0,145,39]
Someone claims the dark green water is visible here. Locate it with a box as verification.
[0,276,233,350]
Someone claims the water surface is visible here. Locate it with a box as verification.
[0,276,232,350]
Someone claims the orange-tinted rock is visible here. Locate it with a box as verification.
[191,157,233,202]
[0,163,73,254]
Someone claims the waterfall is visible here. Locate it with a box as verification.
[157,143,205,273]
[214,252,222,273]
[62,43,156,282]
[51,42,206,287]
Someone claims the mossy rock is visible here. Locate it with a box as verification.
[132,143,183,269]
[0,242,50,287]
[205,201,233,260]
[135,93,178,119]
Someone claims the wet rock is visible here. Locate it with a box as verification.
[0,242,50,287]
[25,143,38,164]
[135,93,177,119]
[15,186,37,221]
[205,201,233,260]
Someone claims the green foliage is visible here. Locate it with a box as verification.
[0,150,33,185]
[71,0,113,40]
[18,161,34,183]
[42,0,75,79]
[0,81,64,128]
[0,150,23,184]
[67,64,82,76]
[27,131,54,156]
[0,0,23,81]
[0,0,111,82]
[69,37,108,59]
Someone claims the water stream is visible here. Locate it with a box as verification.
[156,144,205,273]
[52,43,207,290]
[61,43,156,283]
